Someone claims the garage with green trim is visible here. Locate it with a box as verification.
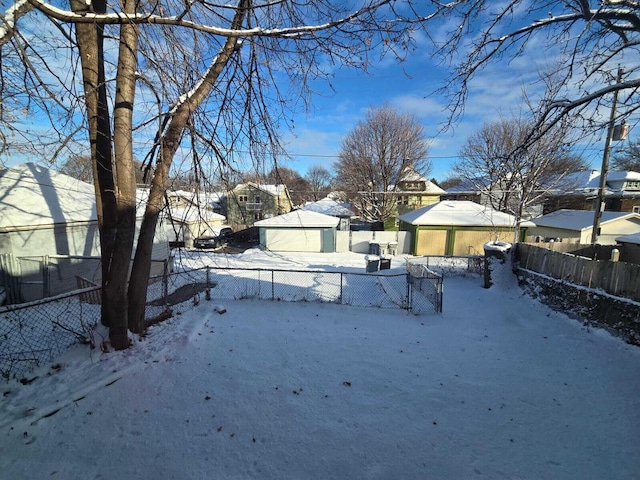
[398,201,529,256]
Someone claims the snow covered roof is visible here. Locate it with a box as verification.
[0,163,97,229]
[606,170,640,182]
[398,200,523,227]
[301,198,355,217]
[167,206,225,224]
[169,189,224,207]
[531,209,640,231]
[234,182,288,197]
[542,170,601,194]
[255,210,339,228]
[616,232,640,245]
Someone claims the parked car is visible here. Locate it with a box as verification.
[194,227,233,249]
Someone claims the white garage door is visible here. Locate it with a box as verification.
[265,228,322,252]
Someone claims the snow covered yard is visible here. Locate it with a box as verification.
[1,252,639,479]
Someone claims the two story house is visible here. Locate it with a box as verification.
[392,167,445,215]
[226,182,293,229]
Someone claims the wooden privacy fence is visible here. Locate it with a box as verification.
[515,243,640,302]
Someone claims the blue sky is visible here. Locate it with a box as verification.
[3,5,624,183]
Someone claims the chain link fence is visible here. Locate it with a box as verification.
[0,288,101,381]
[2,262,455,380]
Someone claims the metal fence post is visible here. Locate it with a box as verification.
[43,255,50,298]
[271,270,275,300]
[340,273,343,304]
[407,273,412,312]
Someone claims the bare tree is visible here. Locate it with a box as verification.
[429,1,640,146]
[335,104,430,222]
[612,139,640,171]
[59,155,94,183]
[454,116,587,232]
[306,165,333,201]
[2,1,432,348]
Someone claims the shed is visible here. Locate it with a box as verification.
[528,209,640,245]
[616,232,640,264]
[398,200,528,256]
[255,210,339,252]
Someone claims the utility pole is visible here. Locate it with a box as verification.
[591,66,624,245]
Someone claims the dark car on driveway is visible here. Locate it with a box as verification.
[194,227,234,249]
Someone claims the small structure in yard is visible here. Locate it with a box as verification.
[615,232,640,264]
[528,209,640,245]
[255,210,339,253]
[398,200,529,256]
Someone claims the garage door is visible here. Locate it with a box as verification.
[452,229,512,256]
[265,228,322,252]
[416,229,448,255]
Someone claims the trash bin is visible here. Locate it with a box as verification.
[483,241,512,288]
[379,255,391,270]
[378,241,389,255]
[388,241,398,256]
[368,241,380,255]
[365,254,380,272]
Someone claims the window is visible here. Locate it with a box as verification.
[633,206,640,214]
[627,181,640,191]
[254,195,261,203]
[238,195,248,202]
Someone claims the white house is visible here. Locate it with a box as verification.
[255,210,339,253]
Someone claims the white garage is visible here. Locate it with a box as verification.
[255,210,339,253]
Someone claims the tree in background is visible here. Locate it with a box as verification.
[59,155,94,183]
[335,104,430,222]
[306,165,333,201]
[612,140,640,172]
[1,1,432,348]
[265,166,310,207]
[454,116,587,230]
[61,155,148,184]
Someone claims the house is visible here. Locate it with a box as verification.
[392,167,445,215]
[528,209,640,245]
[226,182,293,229]
[165,205,227,248]
[0,163,171,303]
[301,197,356,231]
[543,170,640,214]
[442,176,543,219]
[255,210,339,253]
[398,200,529,256]
[160,188,228,247]
[166,189,224,214]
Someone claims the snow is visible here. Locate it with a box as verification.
[1,251,639,479]
[254,209,339,228]
[531,209,640,231]
[398,200,524,227]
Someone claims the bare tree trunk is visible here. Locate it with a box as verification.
[107,0,139,349]
[70,0,117,328]
[127,0,248,333]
